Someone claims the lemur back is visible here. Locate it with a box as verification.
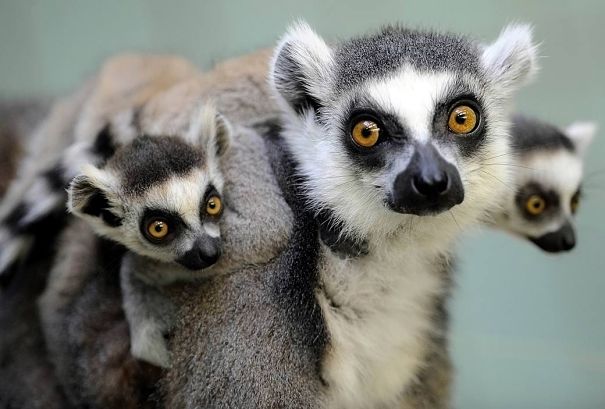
[491,115,596,252]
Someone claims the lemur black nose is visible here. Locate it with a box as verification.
[530,222,576,253]
[176,237,221,270]
[390,144,464,216]
[412,172,450,198]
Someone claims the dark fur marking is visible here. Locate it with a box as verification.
[92,124,118,165]
[317,209,368,258]
[515,181,560,222]
[264,129,328,371]
[112,135,204,194]
[3,204,27,233]
[43,165,66,191]
[511,115,575,153]
[82,191,122,227]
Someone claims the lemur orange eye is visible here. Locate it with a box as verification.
[352,120,380,148]
[570,193,580,214]
[206,196,223,216]
[525,195,546,216]
[448,105,478,135]
[147,220,169,239]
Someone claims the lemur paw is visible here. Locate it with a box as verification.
[130,322,171,369]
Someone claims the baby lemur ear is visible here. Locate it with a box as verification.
[565,121,597,157]
[212,111,232,157]
[481,23,539,94]
[270,20,334,114]
[189,103,232,157]
[67,165,123,227]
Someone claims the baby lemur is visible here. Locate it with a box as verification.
[67,102,231,368]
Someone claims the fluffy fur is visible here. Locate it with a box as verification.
[268,22,538,408]
[3,21,542,408]
[32,50,293,408]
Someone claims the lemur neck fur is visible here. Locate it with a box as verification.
[316,211,455,409]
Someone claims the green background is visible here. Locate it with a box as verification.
[1,1,603,407]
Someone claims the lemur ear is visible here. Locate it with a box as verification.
[565,121,597,156]
[191,103,232,157]
[212,112,232,157]
[270,21,334,114]
[481,24,539,93]
[67,165,123,227]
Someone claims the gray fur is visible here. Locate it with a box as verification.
[511,114,575,153]
[333,26,481,90]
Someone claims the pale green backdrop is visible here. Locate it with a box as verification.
[1,1,604,408]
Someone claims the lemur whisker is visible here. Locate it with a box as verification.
[479,170,515,192]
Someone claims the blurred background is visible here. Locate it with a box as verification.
[1,1,603,408]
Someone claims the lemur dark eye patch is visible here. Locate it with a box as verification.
[140,209,184,245]
[515,182,560,221]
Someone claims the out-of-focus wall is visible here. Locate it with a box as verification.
[1,1,603,407]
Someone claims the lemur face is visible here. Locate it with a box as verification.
[271,23,538,238]
[499,117,596,252]
[68,104,232,270]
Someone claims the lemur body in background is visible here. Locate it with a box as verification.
[0,55,198,279]
[66,103,231,368]
[491,115,596,252]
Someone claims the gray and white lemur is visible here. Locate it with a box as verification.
[65,102,231,368]
[491,115,596,252]
[0,54,198,280]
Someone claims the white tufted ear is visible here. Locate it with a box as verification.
[565,121,597,156]
[270,21,334,114]
[481,24,539,94]
[67,165,122,227]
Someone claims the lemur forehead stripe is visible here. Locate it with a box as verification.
[112,135,205,194]
[334,27,481,90]
[511,115,575,153]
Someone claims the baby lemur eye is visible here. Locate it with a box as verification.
[448,104,479,135]
[351,119,381,148]
[146,219,170,241]
[525,195,546,216]
[206,195,223,216]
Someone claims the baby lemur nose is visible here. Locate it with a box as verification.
[391,144,464,216]
[176,237,221,270]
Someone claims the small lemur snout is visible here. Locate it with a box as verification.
[390,144,464,216]
[176,237,221,270]
[530,222,576,253]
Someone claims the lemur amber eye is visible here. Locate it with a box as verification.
[448,105,478,135]
[351,120,380,148]
[570,193,580,214]
[147,220,169,240]
[206,196,223,216]
[525,195,546,216]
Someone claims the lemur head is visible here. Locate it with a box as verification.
[270,22,538,243]
[496,115,596,253]
[68,104,232,270]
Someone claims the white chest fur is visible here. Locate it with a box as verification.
[318,240,448,409]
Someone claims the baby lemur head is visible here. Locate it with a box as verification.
[496,115,596,253]
[68,103,231,270]
[270,22,539,242]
